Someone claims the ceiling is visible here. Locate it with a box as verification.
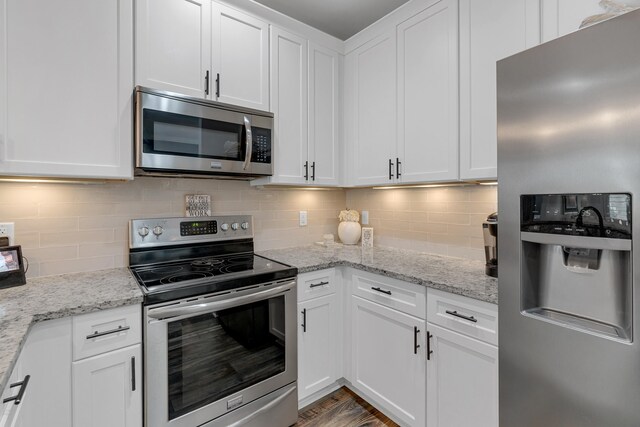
[253,0,411,40]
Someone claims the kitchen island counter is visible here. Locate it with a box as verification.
[258,245,497,305]
[0,268,142,393]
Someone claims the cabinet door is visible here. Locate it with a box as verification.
[426,323,498,427]
[541,0,603,42]
[0,0,133,179]
[459,0,541,180]
[72,344,142,427]
[346,32,397,186]
[211,2,269,110]
[1,357,23,427]
[269,26,308,185]
[351,295,425,427]
[136,0,211,98]
[309,43,340,186]
[11,318,72,427]
[298,294,340,402]
[397,0,459,184]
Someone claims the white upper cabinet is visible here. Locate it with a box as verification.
[252,29,341,187]
[541,0,604,42]
[346,32,397,187]
[136,0,269,110]
[459,0,541,180]
[269,26,309,185]
[136,0,211,98]
[308,43,341,186]
[0,0,133,180]
[211,3,270,110]
[346,0,458,187]
[397,0,459,184]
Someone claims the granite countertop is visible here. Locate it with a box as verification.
[258,244,498,305]
[0,268,143,393]
[0,245,497,395]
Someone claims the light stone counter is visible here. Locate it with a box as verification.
[258,244,498,305]
[0,268,142,393]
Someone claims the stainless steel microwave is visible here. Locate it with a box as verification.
[134,86,273,178]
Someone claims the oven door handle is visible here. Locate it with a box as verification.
[147,280,295,320]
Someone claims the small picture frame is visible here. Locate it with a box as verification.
[185,194,211,217]
[361,227,374,248]
[0,245,27,289]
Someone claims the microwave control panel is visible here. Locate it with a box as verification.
[252,127,271,164]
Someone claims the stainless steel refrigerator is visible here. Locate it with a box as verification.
[497,9,640,427]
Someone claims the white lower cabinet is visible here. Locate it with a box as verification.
[426,323,498,427]
[0,364,21,427]
[4,317,72,427]
[426,288,499,427]
[297,269,342,404]
[1,305,142,427]
[298,293,340,400]
[351,295,426,427]
[72,344,142,427]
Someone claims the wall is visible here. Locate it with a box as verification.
[345,185,497,260]
[0,178,345,278]
[0,179,497,278]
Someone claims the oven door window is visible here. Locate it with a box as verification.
[167,296,286,420]
[143,109,246,161]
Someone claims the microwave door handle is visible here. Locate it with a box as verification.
[243,115,252,170]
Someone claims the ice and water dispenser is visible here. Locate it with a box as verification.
[520,193,632,341]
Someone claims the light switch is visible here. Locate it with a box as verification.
[299,211,308,226]
[361,211,369,225]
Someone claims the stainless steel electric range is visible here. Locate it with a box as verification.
[128,216,298,427]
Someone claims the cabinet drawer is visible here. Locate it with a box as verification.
[351,270,426,319]
[427,289,498,346]
[298,269,337,302]
[73,305,142,361]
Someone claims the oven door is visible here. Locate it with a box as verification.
[145,280,297,427]
[135,90,273,176]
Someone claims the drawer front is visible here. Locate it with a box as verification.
[351,271,426,319]
[298,269,337,302]
[72,304,142,361]
[427,289,498,346]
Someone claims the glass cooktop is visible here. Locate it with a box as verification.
[130,253,295,296]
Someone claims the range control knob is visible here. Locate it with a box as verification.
[152,226,164,236]
[241,222,249,230]
[138,226,150,238]
[231,223,239,231]
[221,223,229,232]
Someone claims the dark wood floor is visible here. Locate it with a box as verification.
[296,387,399,427]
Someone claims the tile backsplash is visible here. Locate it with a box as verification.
[0,178,497,278]
[346,185,498,260]
[0,178,344,278]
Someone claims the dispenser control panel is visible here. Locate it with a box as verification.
[521,193,631,239]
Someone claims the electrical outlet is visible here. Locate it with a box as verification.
[0,222,15,246]
[299,211,308,227]
[361,211,369,225]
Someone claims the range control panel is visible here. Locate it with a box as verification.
[130,215,253,249]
